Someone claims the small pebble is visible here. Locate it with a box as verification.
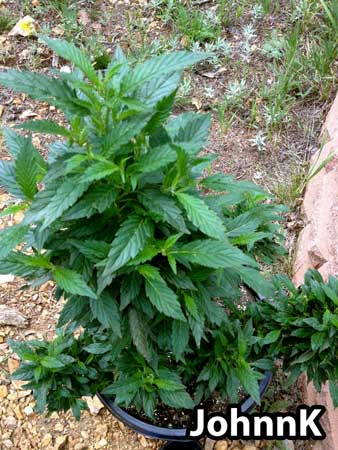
[54,435,68,450]
[41,433,53,447]
[23,406,34,416]
[215,441,228,450]
[54,423,64,432]
[94,439,108,449]
[0,385,8,398]
[205,438,216,450]
[8,358,19,374]
[139,435,148,448]
[4,416,17,429]
[95,424,108,437]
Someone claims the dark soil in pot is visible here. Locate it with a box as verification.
[125,389,247,428]
[98,372,272,441]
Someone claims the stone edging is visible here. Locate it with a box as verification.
[293,92,338,450]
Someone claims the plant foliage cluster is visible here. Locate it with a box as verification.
[0,38,337,421]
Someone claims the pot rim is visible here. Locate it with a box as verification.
[97,371,272,441]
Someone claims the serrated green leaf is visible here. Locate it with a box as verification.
[53,267,97,299]
[144,88,178,132]
[176,193,225,240]
[63,200,96,220]
[70,240,110,262]
[159,389,195,409]
[102,215,153,279]
[142,391,156,419]
[89,292,121,334]
[201,173,266,195]
[236,364,261,405]
[0,224,29,258]
[41,356,66,369]
[167,112,211,154]
[128,245,159,265]
[230,231,272,248]
[139,190,189,233]
[322,284,338,306]
[129,308,153,362]
[139,265,185,320]
[0,252,50,277]
[311,332,325,351]
[291,350,315,365]
[35,381,50,413]
[183,293,199,320]
[131,144,177,174]
[71,399,87,420]
[329,380,338,407]
[3,129,47,175]
[155,378,184,391]
[16,253,52,271]
[188,313,204,347]
[15,138,40,200]
[83,343,111,354]
[7,339,40,362]
[41,37,98,84]
[172,320,189,360]
[123,51,207,91]
[102,377,142,397]
[171,239,257,269]
[139,73,179,108]
[25,177,89,229]
[0,70,80,112]
[81,185,117,214]
[237,267,274,297]
[16,120,70,137]
[80,160,119,183]
[34,366,42,383]
[102,115,151,157]
[120,273,141,310]
[58,296,90,327]
[167,255,176,273]
[0,160,24,198]
[262,330,281,345]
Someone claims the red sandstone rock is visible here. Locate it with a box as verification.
[293,92,338,450]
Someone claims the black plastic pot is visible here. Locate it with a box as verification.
[97,371,272,441]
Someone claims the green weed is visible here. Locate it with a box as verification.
[0,9,15,32]
[175,5,220,45]
[273,169,307,209]
[257,0,273,14]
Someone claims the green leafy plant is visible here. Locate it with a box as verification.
[173,5,220,46]
[248,270,338,406]
[262,30,286,60]
[0,37,336,422]
[0,8,15,32]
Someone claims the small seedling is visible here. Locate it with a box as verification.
[250,131,267,152]
[262,30,285,60]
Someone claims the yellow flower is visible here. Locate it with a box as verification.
[9,16,37,37]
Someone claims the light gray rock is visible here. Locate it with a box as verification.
[0,275,14,284]
[0,305,27,327]
[204,438,216,450]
